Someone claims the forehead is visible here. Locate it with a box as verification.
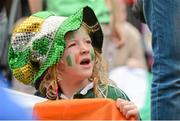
[65,25,89,39]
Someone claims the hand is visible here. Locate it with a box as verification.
[116,98,139,120]
[111,22,125,48]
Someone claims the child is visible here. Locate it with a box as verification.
[8,6,139,120]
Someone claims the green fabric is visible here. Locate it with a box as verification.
[106,85,130,100]
[45,0,110,24]
[60,84,130,101]
[139,73,152,120]
[8,46,30,69]
[33,11,55,19]
[32,38,50,55]
[36,84,130,101]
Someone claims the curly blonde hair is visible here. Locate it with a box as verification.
[39,48,110,100]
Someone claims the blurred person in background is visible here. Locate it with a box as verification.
[104,0,147,70]
[103,0,151,120]
[128,0,144,32]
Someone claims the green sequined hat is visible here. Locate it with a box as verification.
[8,6,103,87]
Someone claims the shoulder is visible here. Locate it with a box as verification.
[34,90,45,98]
[106,84,130,101]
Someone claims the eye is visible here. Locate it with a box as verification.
[86,40,92,44]
[67,43,76,48]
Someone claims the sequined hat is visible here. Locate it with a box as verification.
[8,6,103,86]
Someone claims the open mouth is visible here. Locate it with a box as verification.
[80,58,90,65]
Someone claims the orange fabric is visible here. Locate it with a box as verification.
[33,98,129,120]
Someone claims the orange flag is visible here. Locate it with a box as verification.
[33,98,129,120]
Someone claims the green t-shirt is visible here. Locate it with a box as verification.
[61,84,130,101]
[35,83,130,101]
[45,0,110,24]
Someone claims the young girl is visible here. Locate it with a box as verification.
[8,6,139,120]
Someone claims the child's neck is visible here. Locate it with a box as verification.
[59,79,90,99]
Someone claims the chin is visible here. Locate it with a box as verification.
[77,71,92,79]
[82,72,92,78]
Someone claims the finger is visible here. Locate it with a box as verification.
[117,99,130,114]
[129,116,136,121]
[122,104,137,116]
[116,98,125,112]
[122,103,136,116]
[126,109,139,120]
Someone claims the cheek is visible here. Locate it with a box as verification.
[66,54,74,66]
[75,54,80,64]
[64,48,75,66]
[66,52,81,67]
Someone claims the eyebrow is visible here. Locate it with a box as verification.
[84,37,91,40]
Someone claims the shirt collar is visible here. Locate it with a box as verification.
[60,82,94,99]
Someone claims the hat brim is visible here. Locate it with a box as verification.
[83,6,103,53]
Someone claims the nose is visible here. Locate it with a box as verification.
[79,43,89,54]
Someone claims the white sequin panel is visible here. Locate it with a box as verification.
[31,51,46,63]
[11,32,36,52]
[30,16,67,64]
[31,16,67,43]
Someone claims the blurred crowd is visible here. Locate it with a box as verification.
[0,0,152,120]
